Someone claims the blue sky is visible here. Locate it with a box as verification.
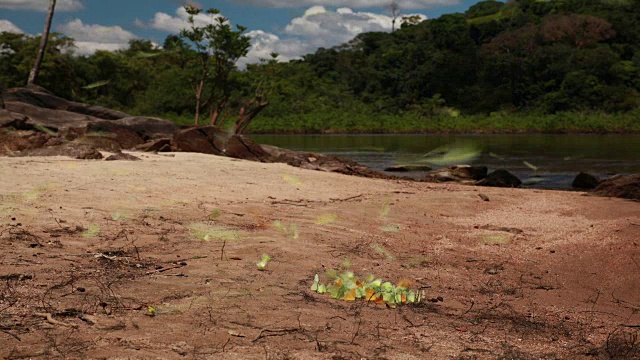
[0,0,486,65]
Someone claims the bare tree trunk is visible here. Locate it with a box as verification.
[389,1,400,32]
[28,0,56,86]
[209,97,228,126]
[233,100,269,134]
[194,79,204,126]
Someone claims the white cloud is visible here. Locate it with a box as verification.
[234,0,456,9]
[0,0,83,11]
[0,19,23,33]
[285,6,397,46]
[56,19,138,55]
[239,30,312,67]
[144,7,226,34]
[239,6,426,66]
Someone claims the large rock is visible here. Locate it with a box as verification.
[60,121,145,150]
[477,169,522,188]
[6,87,129,120]
[84,121,144,149]
[112,116,178,140]
[5,101,98,132]
[173,126,271,162]
[172,126,226,155]
[572,172,601,190]
[223,135,272,162]
[424,165,488,183]
[15,142,103,160]
[593,174,640,200]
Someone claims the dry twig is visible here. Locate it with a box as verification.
[35,313,78,328]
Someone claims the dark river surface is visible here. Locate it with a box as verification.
[250,134,640,189]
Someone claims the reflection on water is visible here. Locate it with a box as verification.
[250,134,640,189]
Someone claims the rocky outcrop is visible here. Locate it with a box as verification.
[5,101,99,132]
[593,174,640,200]
[477,170,522,188]
[423,165,488,183]
[261,145,394,179]
[572,172,601,190]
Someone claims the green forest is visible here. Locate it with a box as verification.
[2,0,640,133]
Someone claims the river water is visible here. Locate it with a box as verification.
[250,134,640,189]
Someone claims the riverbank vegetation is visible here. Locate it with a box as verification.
[1,0,640,133]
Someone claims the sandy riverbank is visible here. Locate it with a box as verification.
[1,151,639,359]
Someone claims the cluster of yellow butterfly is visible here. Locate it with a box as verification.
[311,271,425,308]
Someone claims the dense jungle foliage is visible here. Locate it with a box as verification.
[2,0,640,133]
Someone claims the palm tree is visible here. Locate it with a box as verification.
[28,0,56,86]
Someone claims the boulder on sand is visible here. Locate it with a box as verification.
[424,165,488,183]
[593,174,640,200]
[572,172,601,190]
[477,169,522,188]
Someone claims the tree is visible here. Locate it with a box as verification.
[233,53,279,134]
[388,1,401,32]
[540,14,615,48]
[180,5,251,126]
[28,0,56,86]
